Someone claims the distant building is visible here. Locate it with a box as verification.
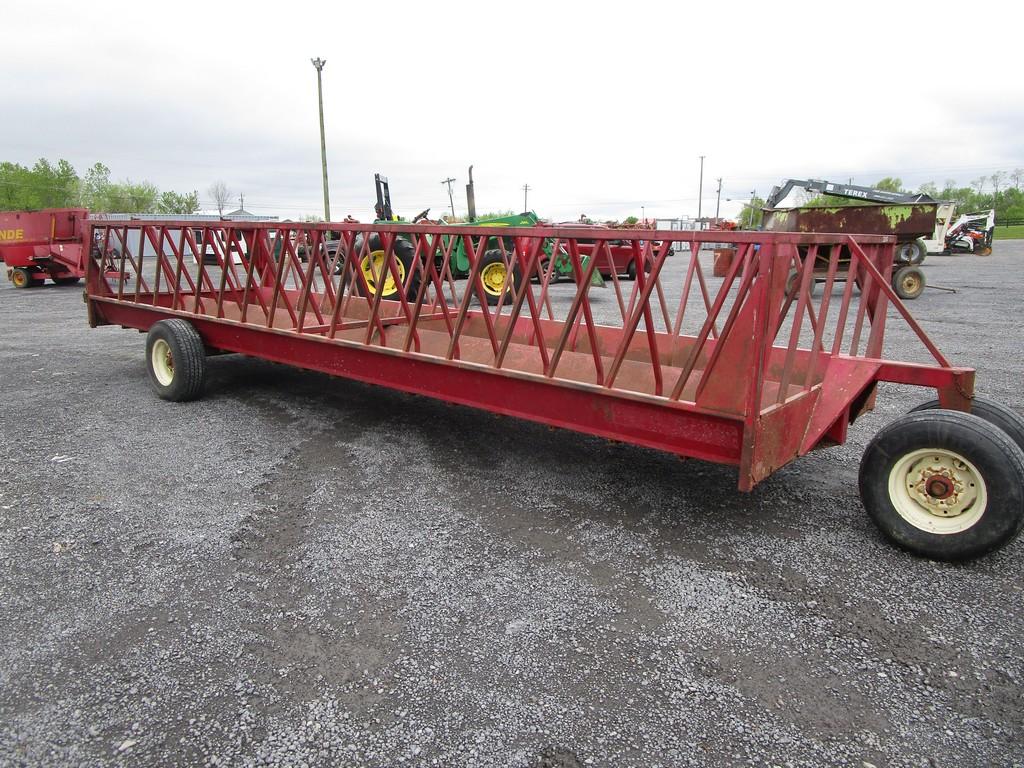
[96,210,278,223]
[654,217,699,231]
[224,207,276,222]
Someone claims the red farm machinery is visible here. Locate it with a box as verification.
[1,208,91,288]
[81,219,1024,561]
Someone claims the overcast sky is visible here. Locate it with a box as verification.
[5,1,1022,222]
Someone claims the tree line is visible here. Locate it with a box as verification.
[0,158,201,214]
[918,171,1024,222]
[803,173,1024,221]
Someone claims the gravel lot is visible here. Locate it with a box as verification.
[1,241,1023,768]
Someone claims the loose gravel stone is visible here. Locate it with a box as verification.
[1,245,1022,766]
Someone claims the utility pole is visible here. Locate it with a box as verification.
[523,183,531,212]
[311,57,331,222]
[697,155,705,227]
[239,193,245,212]
[714,178,722,221]
[441,177,456,218]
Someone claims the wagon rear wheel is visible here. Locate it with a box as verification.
[146,319,207,402]
[478,250,521,306]
[352,235,418,300]
[859,410,1024,560]
[10,268,32,289]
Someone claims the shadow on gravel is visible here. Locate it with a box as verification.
[532,746,585,768]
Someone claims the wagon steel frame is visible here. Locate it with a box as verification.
[84,221,974,491]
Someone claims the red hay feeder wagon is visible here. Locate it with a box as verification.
[83,220,1024,560]
[1,208,90,288]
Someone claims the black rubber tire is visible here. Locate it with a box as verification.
[859,410,1024,561]
[910,397,1024,455]
[785,270,819,297]
[54,276,81,286]
[325,243,346,275]
[352,234,419,300]
[896,239,927,265]
[892,265,925,300]
[785,270,799,296]
[10,268,32,289]
[478,249,522,306]
[145,319,207,402]
[626,260,637,281]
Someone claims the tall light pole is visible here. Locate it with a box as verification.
[714,178,722,221]
[311,57,330,222]
[441,177,456,218]
[523,183,531,212]
[697,155,705,227]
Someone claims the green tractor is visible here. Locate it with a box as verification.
[357,173,601,306]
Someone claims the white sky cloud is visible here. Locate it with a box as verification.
[5,0,1022,221]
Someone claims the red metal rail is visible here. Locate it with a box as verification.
[84,221,973,490]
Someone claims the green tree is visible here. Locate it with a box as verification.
[118,181,160,213]
[158,190,200,215]
[0,162,36,209]
[29,158,79,207]
[0,157,207,215]
[0,158,79,209]
[873,177,903,193]
[80,162,111,208]
[737,196,766,228]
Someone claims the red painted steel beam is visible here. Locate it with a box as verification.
[89,298,746,467]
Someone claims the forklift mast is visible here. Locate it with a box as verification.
[374,173,394,221]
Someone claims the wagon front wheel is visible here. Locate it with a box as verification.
[896,239,928,265]
[910,397,1024,455]
[859,410,1024,560]
[893,265,925,300]
[146,319,207,402]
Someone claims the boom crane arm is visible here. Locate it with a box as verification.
[765,178,935,209]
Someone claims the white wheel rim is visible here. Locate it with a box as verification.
[151,338,174,386]
[888,448,987,534]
